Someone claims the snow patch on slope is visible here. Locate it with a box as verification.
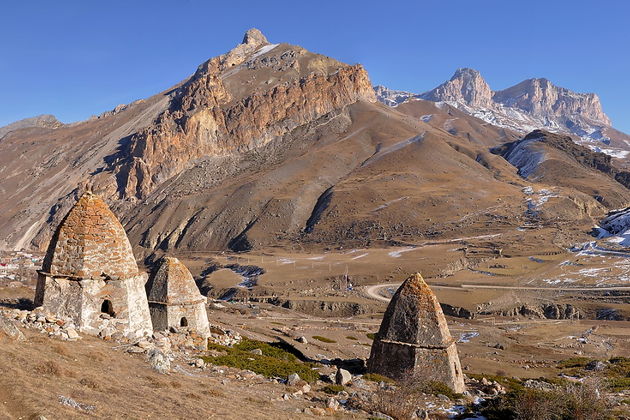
[504,138,546,178]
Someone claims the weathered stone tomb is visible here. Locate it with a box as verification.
[34,192,153,337]
[146,256,210,338]
[367,273,466,392]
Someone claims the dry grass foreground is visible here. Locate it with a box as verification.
[0,328,343,419]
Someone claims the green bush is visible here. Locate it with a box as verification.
[321,384,345,394]
[203,338,319,382]
[363,373,395,383]
[366,333,376,340]
[312,335,336,343]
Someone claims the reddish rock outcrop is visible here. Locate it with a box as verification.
[110,29,375,199]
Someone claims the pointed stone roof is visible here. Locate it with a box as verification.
[376,273,453,347]
[147,257,204,305]
[42,192,139,279]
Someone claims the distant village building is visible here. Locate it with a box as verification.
[147,256,210,338]
[367,273,466,393]
[34,192,153,337]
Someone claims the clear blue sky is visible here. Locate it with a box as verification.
[1,0,629,132]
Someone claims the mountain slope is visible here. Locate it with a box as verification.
[492,130,630,208]
[0,30,626,255]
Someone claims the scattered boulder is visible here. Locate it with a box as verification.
[287,373,301,386]
[335,368,352,385]
[147,348,171,374]
[0,318,25,341]
[586,360,606,371]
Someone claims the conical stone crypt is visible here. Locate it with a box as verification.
[367,273,465,392]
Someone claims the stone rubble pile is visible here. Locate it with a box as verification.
[0,306,239,361]
[1,307,82,341]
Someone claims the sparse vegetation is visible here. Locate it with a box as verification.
[346,336,358,340]
[366,333,376,340]
[555,356,630,391]
[203,338,320,382]
[312,335,336,343]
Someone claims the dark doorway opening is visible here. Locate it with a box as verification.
[180,317,188,327]
[101,299,115,317]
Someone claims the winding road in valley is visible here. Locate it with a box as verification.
[364,283,630,302]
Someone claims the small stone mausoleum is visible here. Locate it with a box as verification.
[34,192,153,337]
[146,256,210,338]
[367,273,466,392]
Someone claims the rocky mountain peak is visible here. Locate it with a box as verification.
[420,67,493,108]
[241,28,268,47]
[451,67,481,80]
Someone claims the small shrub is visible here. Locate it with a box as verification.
[366,333,376,340]
[312,335,336,343]
[346,336,358,340]
[79,378,99,390]
[321,384,345,394]
[363,373,395,383]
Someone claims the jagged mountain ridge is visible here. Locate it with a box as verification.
[375,68,629,159]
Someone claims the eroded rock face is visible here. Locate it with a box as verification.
[105,29,375,200]
[147,257,210,339]
[367,273,465,393]
[34,192,152,338]
[493,78,611,126]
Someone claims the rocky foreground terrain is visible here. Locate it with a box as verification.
[1,28,630,419]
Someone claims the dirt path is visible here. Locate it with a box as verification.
[364,283,630,302]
